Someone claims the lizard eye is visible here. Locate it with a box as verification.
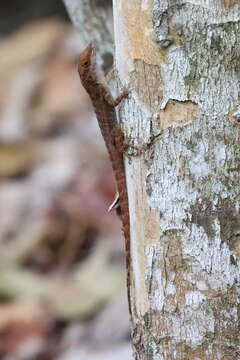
[82,60,90,67]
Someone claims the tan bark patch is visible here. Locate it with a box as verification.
[160,100,199,129]
[227,108,240,123]
[232,239,240,256]
[128,158,153,315]
[221,0,240,8]
[144,209,161,245]
[117,0,164,65]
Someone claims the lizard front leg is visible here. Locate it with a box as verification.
[103,89,128,107]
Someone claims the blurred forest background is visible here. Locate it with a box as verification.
[0,1,130,359]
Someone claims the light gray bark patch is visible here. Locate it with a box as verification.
[182,21,240,115]
[147,114,240,229]
[152,2,240,116]
[145,113,240,316]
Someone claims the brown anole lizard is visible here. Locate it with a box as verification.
[78,42,131,314]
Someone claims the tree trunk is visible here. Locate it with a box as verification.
[113,1,240,359]
[64,0,240,358]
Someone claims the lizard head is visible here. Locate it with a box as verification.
[78,42,96,78]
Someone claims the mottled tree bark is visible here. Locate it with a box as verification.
[64,0,240,358]
[113,1,240,359]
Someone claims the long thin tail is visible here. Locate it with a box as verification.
[111,125,132,316]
